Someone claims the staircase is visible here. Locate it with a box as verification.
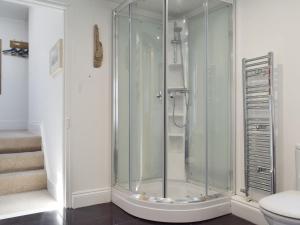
[0,131,47,196]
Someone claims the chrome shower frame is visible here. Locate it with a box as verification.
[112,0,237,199]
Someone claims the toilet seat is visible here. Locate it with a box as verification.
[260,208,300,225]
[259,191,300,220]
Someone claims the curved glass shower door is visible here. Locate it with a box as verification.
[206,0,233,195]
[114,0,165,198]
[129,1,165,197]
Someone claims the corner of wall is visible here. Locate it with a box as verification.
[47,179,58,200]
[27,121,41,135]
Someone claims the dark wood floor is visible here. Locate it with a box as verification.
[0,203,255,225]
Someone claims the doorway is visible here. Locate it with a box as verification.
[0,0,65,219]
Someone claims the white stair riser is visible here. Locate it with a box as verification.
[0,152,44,173]
[0,170,47,195]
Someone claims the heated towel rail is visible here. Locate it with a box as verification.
[242,52,276,196]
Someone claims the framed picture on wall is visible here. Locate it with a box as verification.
[49,39,63,76]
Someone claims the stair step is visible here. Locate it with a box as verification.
[0,131,41,154]
[0,151,44,173]
[0,170,47,196]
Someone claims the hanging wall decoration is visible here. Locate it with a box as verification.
[94,24,103,68]
[49,39,63,76]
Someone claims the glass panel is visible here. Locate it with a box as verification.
[129,0,164,197]
[186,3,207,196]
[207,0,233,194]
[114,0,233,201]
[116,6,130,190]
[167,0,207,200]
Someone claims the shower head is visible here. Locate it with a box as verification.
[174,26,183,33]
[172,22,183,45]
[174,21,183,33]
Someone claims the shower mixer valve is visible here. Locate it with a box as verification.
[156,91,163,99]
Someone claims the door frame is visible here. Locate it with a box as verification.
[2,0,71,209]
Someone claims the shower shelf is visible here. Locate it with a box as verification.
[168,133,184,137]
[168,64,183,69]
[168,113,184,117]
[167,87,187,92]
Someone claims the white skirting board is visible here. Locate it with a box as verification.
[231,195,268,225]
[72,188,111,209]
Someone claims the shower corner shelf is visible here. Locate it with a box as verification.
[168,113,184,117]
[168,133,185,138]
[168,63,183,69]
[167,87,188,91]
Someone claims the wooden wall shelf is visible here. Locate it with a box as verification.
[10,40,29,49]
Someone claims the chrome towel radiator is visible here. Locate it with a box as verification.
[242,52,276,196]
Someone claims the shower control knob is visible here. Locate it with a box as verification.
[156,91,163,99]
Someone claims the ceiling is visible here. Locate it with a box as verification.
[135,0,208,17]
[111,0,228,17]
[0,0,28,21]
[109,0,124,3]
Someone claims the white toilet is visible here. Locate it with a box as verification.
[259,145,300,225]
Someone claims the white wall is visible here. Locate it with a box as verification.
[64,0,300,208]
[65,0,114,208]
[28,5,64,203]
[236,0,300,196]
[0,17,28,130]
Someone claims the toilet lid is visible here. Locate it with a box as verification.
[259,191,300,219]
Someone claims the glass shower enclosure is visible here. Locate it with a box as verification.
[112,0,234,213]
